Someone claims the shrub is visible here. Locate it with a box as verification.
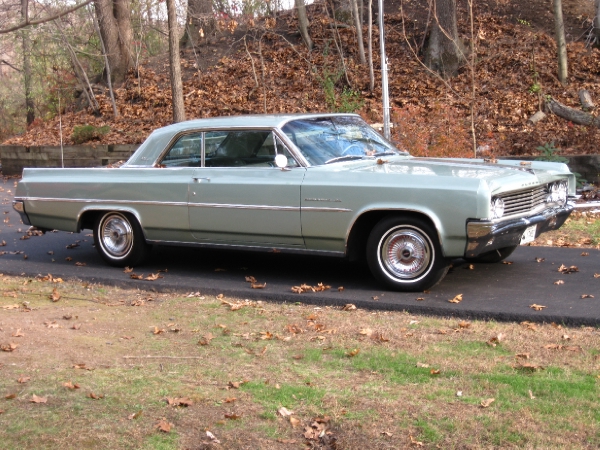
[71,125,110,144]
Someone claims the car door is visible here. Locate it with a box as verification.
[188,129,306,247]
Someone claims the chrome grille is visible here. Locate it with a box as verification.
[499,185,547,217]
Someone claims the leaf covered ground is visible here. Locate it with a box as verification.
[3,0,599,158]
[1,276,599,449]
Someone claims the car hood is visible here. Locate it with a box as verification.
[342,156,572,194]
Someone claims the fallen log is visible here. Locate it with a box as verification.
[546,97,600,128]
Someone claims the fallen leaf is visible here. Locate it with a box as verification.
[342,304,356,311]
[166,397,192,407]
[289,416,301,427]
[581,252,589,256]
[278,406,294,417]
[65,257,72,261]
[558,264,579,274]
[416,297,425,301]
[11,329,24,337]
[245,276,257,283]
[458,321,471,328]
[30,394,47,403]
[88,392,104,400]
[337,286,344,292]
[430,369,441,375]
[535,257,545,263]
[530,304,546,311]
[155,418,173,433]
[480,398,495,408]
[224,397,236,403]
[17,376,30,383]
[554,280,565,285]
[1,342,17,352]
[251,282,266,289]
[224,413,241,420]
[152,327,165,335]
[502,261,513,265]
[71,323,81,330]
[198,333,214,345]
[594,273,600,278]
[206,430,220,443]
[63,381,80,389]
[448,294,463,303]
[74,262,86,267]
[581,294,594,299]
[145,273,163,281]
[5,393,16,399]
[129,273,143,280]
[128,410,143,420]
[528,390,535,399]
[50,288,61,302]
[346,348,360,357]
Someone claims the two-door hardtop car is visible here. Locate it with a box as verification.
[13,113,575,291]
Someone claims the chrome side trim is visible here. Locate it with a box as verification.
[189,203,299,211]
[17,197,188,208]
[17,197,351,213]
[301,207,352,212]
[146,239,346,257]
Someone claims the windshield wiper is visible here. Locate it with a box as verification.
[324,155,366,164]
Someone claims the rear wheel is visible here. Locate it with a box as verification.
[466,245,518,264]
[93,211,150,267]
[366,216,450,291]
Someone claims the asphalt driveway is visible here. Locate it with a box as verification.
[1,179,598,325]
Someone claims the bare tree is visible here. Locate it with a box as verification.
[595,0,600,44]
[20,0,34,125]
[1,0,93,34]
[181,0,216,48]
[367,0,374,90]
[94,0,133,83]
[295,0,313,50]
[166,0,185,122]
[350,0,365,63]
[553,0,568,84]
[424,0,465,78]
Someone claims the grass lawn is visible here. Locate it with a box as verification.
[0,275,599,449]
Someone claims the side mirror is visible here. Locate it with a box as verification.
[274,154,288,169]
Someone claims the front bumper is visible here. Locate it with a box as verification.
[465,203,574,258]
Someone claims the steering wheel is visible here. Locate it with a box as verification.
[340,144,363,157]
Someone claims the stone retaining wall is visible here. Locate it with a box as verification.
[0,144,139,175]
[0,145,598,182]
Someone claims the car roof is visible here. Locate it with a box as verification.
[157,112,360,133]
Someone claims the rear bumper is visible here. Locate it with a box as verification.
[465,203,574,258]
[12,200,31,225]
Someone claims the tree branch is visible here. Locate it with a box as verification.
[0,59,21,72]
[0,0,94,34]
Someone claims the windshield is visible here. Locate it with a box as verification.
[281,116,406,166]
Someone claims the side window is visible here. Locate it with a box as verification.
[205,130,299,168]
[160,133,202,167]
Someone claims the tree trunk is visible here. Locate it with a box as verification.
[295,0,313,50]
[350,0,366,63]
[367,0,374,91]
[21,0,34,126]
[553,0,568,84]
[180,0,216,48]
[594,0,600,46]
[167,0,185,123]
[94,0,133,83]
[424,0,465,78]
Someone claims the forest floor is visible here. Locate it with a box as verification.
[2,0,599,159]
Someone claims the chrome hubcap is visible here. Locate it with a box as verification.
[380,228,431,279]
[100,214,133,258]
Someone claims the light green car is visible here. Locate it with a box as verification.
[13,113,575,291]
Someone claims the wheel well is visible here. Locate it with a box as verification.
[79,210,102,232]
[346,210,438,262]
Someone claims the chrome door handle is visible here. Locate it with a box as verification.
[192,177,210,183]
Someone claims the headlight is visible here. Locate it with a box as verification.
[490,197,505,219]
[546,181,568,206]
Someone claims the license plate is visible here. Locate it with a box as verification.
[520,225,537,245]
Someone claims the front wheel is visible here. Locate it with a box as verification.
[93,211,151,267]
[366,216,450,292]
